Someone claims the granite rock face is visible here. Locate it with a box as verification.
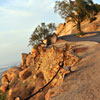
[56,13,100,36]
[0,41,79,100]
[45,44,100,100]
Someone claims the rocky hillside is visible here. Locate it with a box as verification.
[0,41,79,100]
[45,43,100,100]
[0,13,100,100]
[56,13,100,36]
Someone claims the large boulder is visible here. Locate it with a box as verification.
[82,23,97,32]
[47,34,58,46]
[50,34,57,44]
[56,23,65,36]
[1,67,21,85]
[0,67,21,93]
[20,53,28,66]
[21,49,39,69]
[25,54,34,66]
[0,84,8,92]
[56,21,75,36]
[19,68,32,80]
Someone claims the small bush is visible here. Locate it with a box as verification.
[0,90,8,100]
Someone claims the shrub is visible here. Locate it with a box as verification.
[0,90,8,100]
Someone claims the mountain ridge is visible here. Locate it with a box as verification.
[0,13,100,100]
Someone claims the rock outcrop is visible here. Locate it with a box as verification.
[1,11,100,100]
[0,41,79,100]
[56,13,100,36]
[45,44,100,100]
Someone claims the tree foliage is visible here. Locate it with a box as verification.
[54,0,99,35]
[29,23,56,47]
[92,3,100,13]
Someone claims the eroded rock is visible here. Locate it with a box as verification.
[1,42,79,100]
[20,53,28,66]
[1,67,21,85]
[19,68,32,80]
[0,84,8,92]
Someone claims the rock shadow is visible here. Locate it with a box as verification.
[59,31,100,43]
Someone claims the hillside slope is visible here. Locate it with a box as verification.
[45,13,100,100]
[1,11,100,100]
[46,45,100,100]
[56,13,100,36]
[45,44,100,100]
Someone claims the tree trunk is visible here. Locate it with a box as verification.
[76,21,84,36]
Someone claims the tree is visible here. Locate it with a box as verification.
[54,0,96,35]
[92,3,100,14]
[29,23,56,47]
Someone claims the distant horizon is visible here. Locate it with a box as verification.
[0,0,100,66]
[0,0,64,66]
[0,60,20,67]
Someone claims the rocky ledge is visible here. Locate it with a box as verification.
[0,40,79,100]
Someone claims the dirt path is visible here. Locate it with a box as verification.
[59,31,100,43]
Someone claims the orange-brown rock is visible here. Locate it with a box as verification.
[31,48,36,53]
[1,67,21,85]
[34,44,79,86]
[82,23,97,32]
[50,34,57,44]
[56,13,100,36]
[43,39,47,44]
[64,51,79,67]
[56,21,75,36]
[20,49,39,69]
[26,54,34,66]
[45,44,100,100]
[0,85,8,92]
[19,68,32,80]
[1,41,80,100]
[56,23,65,36]
[47,34,58,45]
[31,48,38,57]
[20,53,28,66]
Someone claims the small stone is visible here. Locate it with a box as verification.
[15,97,21,100]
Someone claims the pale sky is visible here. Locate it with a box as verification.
[0,0,100,66]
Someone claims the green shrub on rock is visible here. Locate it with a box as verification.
[0,90,8,100]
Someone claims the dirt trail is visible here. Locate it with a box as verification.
[60,31,100,43]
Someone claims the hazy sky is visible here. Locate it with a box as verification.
[0,0,100,66]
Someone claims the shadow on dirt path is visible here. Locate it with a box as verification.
[59,31,100,43]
